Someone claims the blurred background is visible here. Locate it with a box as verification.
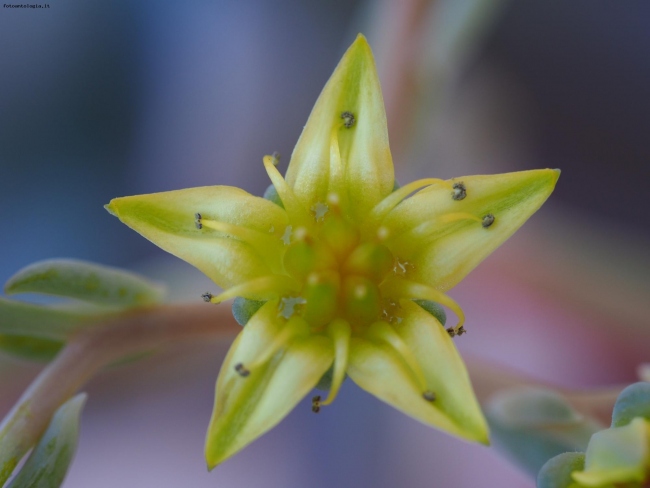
[2,0,650,486]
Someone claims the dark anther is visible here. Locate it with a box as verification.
[423,390,437,402]
[235,363,250,377]
[452,182,466,201]
[312,395,321,413]
[194,212,203,230]
[446,327,456,338]
[201,292,213,303]
[482,214,495,228]
[456,325,467,336]
[341,111,355,128]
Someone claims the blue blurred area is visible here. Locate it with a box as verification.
[0,0,360,279]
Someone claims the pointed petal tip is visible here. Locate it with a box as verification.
[456,420,490,446]
[349,33,373,58]
[104,202,117,217]
[353,33,370,47]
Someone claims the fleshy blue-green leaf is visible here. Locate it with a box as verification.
[537,452,585,488]
[6,394,86,488]
[231,297,266,326]
[0,297,113,341]
[0,335,62,362]
[485,387,600,477]
[573,417,648,486]
[611,382,650,427]
[5,259,165,308]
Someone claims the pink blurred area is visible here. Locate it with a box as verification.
[2,0,650,487]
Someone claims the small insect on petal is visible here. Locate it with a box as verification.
[312,395,321,413]
[481,214,495,228]
[452,182,467,201]
[234,363,250,377]
[340,111,355,128]
[423,390,437,402]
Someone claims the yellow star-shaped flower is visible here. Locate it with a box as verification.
[105,34,559,468]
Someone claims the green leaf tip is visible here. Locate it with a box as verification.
[4,259,166,308]
[6,393,87,488]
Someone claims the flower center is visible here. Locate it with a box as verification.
[281,200,395,333]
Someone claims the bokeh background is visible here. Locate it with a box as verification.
[2,1,650,486]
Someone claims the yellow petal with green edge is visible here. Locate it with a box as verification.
[106,186,289,288]
[285,34,394,221]
[347,300,488,444]
[383,169,559,291]
[205,301,333,467]
[572,417,649,487]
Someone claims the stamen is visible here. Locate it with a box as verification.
[201,292,213,303]
[386,212,488,252]
[451,182,466,201]
[363,178,447,237]
[328,126,346,200]
[195,213,275,250]
[320,320,351,407]
[237,316,309,376]
[207,275,300,304]
[482,214,495,228]
[365,321,428,392]
[234,363,250,377]
[438,212,482,224]
[263,156,312,228]
[340,111,355,128]
[423,390,436,402]
[312,395,321,413]
[380,277,466,333]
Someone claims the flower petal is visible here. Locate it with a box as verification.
[285,34,394,221]
[205,301,333,467]
[572,417,649,486]
[383,169,559,291]
[347,300,488,443]
[106,186,289,289]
